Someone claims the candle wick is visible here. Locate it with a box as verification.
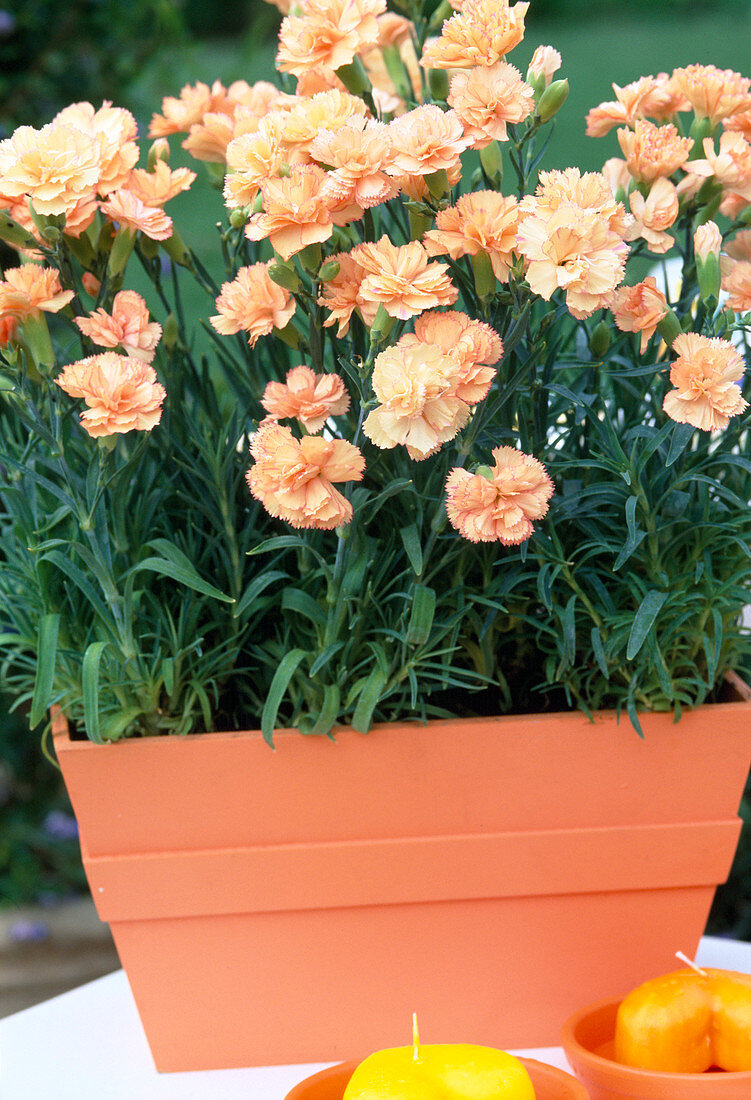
[675,950,708,978]
[412,1012,420,1062]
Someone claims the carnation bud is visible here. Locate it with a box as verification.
[694,220,722,302]
[228,208,247,229]
[0,212,40,252]
[162,229,192,268]
[162,312,179,352]
[527,45,562,90]
[318,259,341,282]
[140,235,160,260]
[41,225,61,243]
[298,242,322,273]
[369,303,395,344]
[536,78,569,123]
[471,252,496,302]
[427,67,450,102]
[147,138,170,171]
[741,204,751,224]
[107,226,136,277]
[334,56,372,97]
[268,262,302,293]
[252,193,264,214]
[688,114,715,156]
[425,168,449,200]
[656,308,682,347]
[479,141,503,185]
[589,321,611,359]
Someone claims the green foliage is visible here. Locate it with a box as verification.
[0,0,184,134]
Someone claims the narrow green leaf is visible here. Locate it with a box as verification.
[99,706,143,742]
[626,590,668,660]
[613,529,647,572]
[308,684,341,737]
[666,423,694,467]
[82,641,108,744]
[351,667,388,733]
[162,658,174,696]
[261,648,307,746]
[282,588,326,626]
[234,570,287,619]
[400,524,423,577]
[625,689,644,738]
[132,557,234,603]
[29,613,59,728]
[560,594,577,666]
[590,627,609,679]
[309,641,345,677]
[406,585,436,646]
[248,536,332,578]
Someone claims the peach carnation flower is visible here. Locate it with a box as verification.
[247,422,364,530]
[0,265,74,321]
[127,162,196,208]
[54,101,139,196]
[609,277,668,354]
[688,132,751,201]
[671,64,751,126]
[528,45,561,87]
[424,191,519,281]
[663,333,748,432]
[75,291,162,363]
[585,75,680,138]
[420,0,529,70]
[448,61,534,148]
[363,343,470,460]
[726,108,751,142]
[311,118,397,210]
[276,0,385,77]
[223,118,288,210]
[0,122,101,217]
[618,119,693,183]
[149,80,231,138]
[55,353,166,438]
[317,251,378,336]
[386,105,471,177]
[722,258,751,313]
[211,263,297,348]
[0,315,18,346]
[279,90,370,161]
[626,177,679,255]
[401,310,503,404]
[445,447,554,544]
[245,164,335,260]
[261,365,349,432]
[352,237,458,320]
[100,190,173,240]
[182,112,236,163]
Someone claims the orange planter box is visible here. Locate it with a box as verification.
[53,676,751,1073]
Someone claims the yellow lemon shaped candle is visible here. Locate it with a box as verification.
[343,1018,536,1100]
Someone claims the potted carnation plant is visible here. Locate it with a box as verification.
[2,0,751,1074]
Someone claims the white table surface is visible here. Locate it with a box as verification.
[1,935,750,1098]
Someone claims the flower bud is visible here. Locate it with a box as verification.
[527,45,562,91]
[41,224,61,243]
[479,140,503,185]
[162,312,179,352]
[162,229,191,268]
[536,78,569,123]
[694,220,722,302]
[81,272,101,298]
[0,212,40,252]
[107,226,135,277]
[252,193,264,214]
[318,259,341,282]
[147,138,170,171]
[427,67,450,102]
[656,308,682,347]
[425,168,449,200]
[369,303,395,344]
[268,261,303,293]
[335,56,372,97]
[228,207,247,229]
[589,321,611,359]
[471,251,496,302]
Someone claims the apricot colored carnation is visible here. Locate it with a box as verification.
[0,315,18,345]
[726,107,751,142]
[528,45,561,87]
[445,447,554,544]
[420,0,529,70]
[317,251,378,336]
[224,118,288,210]
[351,237,458,320]
[278,90,370,160]
[609,277,668,354]
[245,165,335,260]
[689,133,751,201]
[54,101,139,196]
[311,118,397,210]
[247,422,364,530]
[517,170,629,319]
[261,364,350,432]
[663,333,748,432]
[182,112,236,163]
[363,343,469,461]
[75,291,162,363]
[401,309,503,404]
[149,81,232,138]
[0,264,74,322]
[424,191,519,281]
[618,119,693,183]
[671,64,751,126]
[211,263,297,348]
[448,61,534,148]
[626,177,679,255]
[0,122,100,217]
[276,0,385,77]
[100,190,173,240]
[386,105,471,177]
[585,75,677,138]
[722,257,751,313]
[55,353,166,437]
[127,162,197,208]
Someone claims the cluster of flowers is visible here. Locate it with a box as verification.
[1,0,751,545]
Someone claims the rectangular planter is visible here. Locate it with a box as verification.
[53,675,751,1072]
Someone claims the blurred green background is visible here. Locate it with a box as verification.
[1,0,750,937]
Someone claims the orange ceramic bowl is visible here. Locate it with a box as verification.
[285,1057,590,1099]
[561,996,751,1100]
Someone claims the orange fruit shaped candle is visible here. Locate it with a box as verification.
[343,1017,536,1099]
[614,964,751,1073]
